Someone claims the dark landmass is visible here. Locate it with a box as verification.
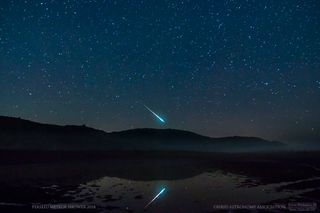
[1,150,319,182]
[5,116,319,212]
[0,115,284,152]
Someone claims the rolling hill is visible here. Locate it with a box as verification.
[0,116,285,152]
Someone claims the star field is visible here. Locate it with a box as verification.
[0,0,319,142]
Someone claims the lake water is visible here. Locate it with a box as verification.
[64,171,294,212]
[0,151,319,212]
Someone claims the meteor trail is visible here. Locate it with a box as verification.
[143,105,165,123]
[144,187,166,209]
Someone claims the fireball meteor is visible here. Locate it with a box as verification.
[144,187,166,209]
[144,105,165,123]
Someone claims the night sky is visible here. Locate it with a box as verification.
[0,0,319,142]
